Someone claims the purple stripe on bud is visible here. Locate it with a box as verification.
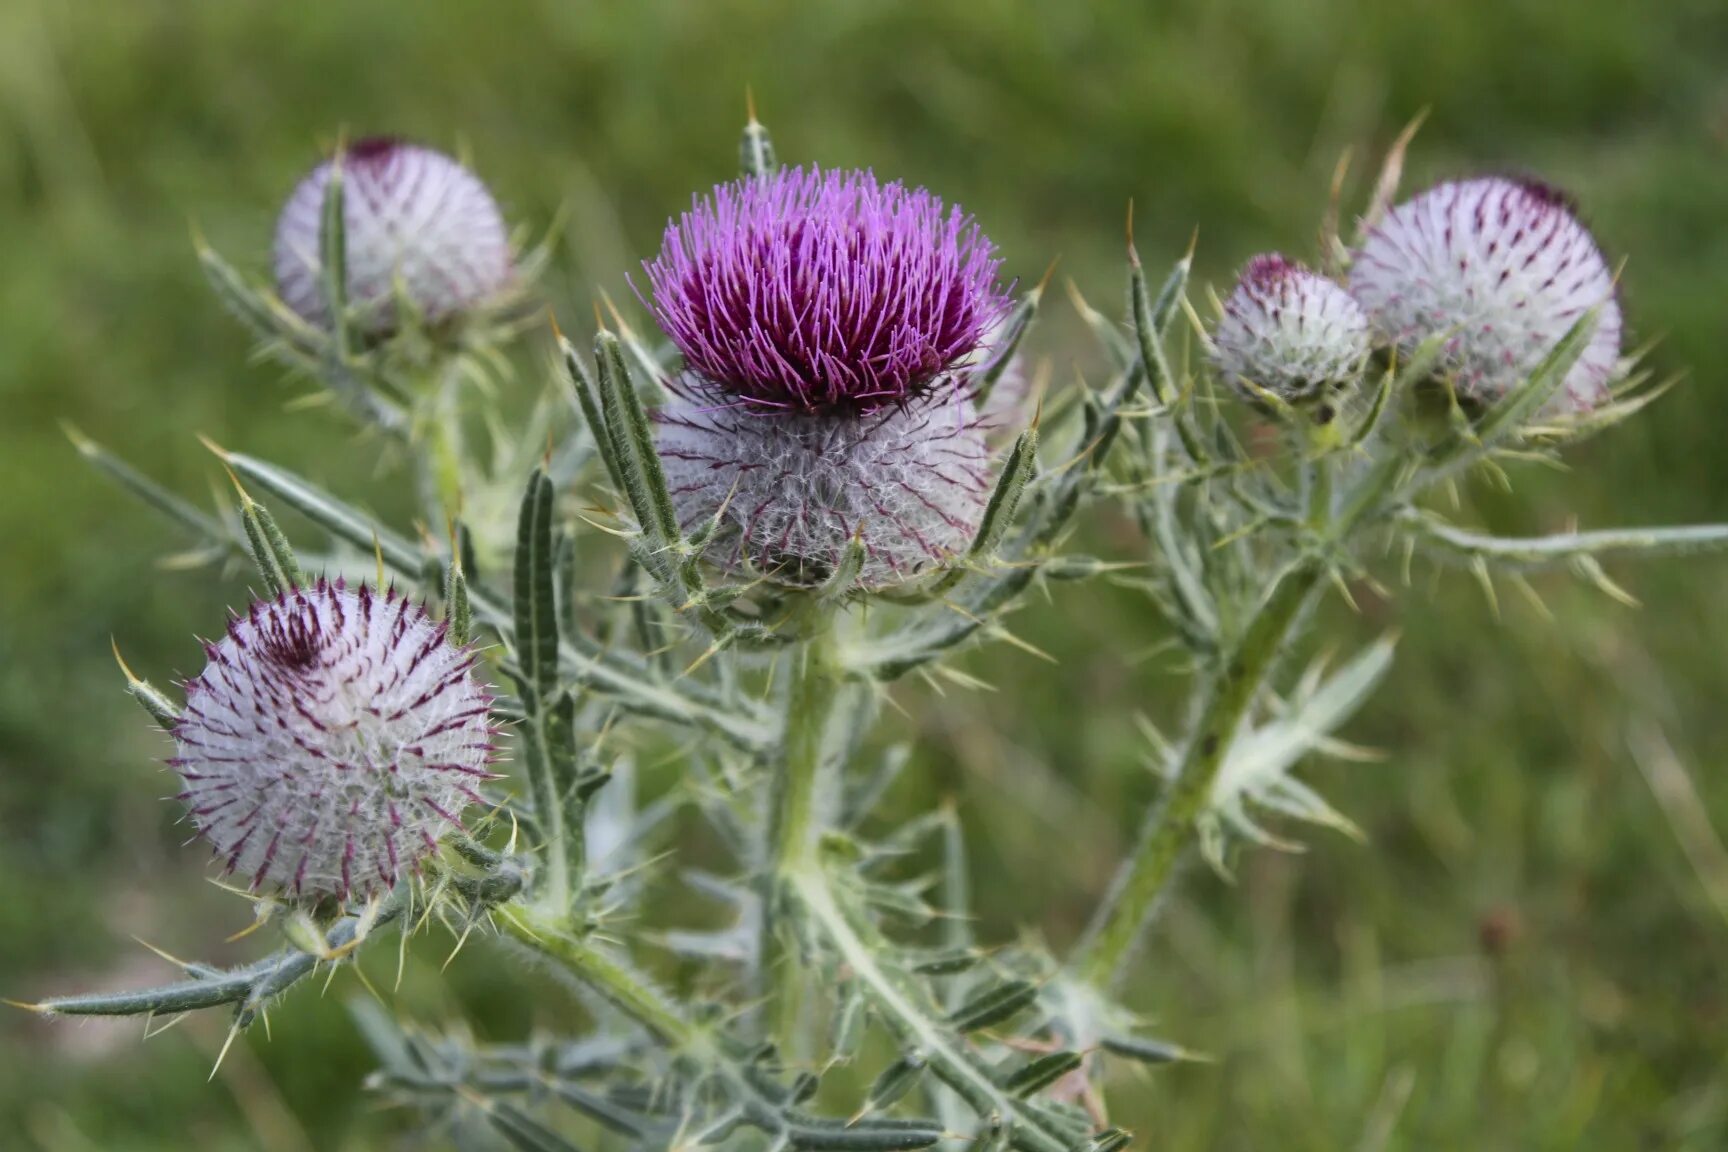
[170,578,496,902]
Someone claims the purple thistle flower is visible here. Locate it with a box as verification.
[273,137,513,335]
[643,166,1011,412]
[642,166,1012,587]
[1350,176,1622,410]
[1212,253,1372,406]
[171,580,497,902]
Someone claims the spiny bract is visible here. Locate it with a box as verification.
[656,380,993,587]
[1212,253,1372,407]
[1349,176,1621,410]
[273,137,513,335]
[171,580,496,901]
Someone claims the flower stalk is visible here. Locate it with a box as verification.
[769,618,847,874]
[1071,451,1405,989]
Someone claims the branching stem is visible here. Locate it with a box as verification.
[500,906,692,1047]
[788,867,1071,1152]
[1071,452,1404,989]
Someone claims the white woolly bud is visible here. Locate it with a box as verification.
[171,581,497,901]
[655,379,993,588]
[272,138,512,335]
[1212,254,1372,408]
[1350,176,1622,410]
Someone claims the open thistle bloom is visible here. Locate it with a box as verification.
[171,581,496,901]
[643,166,1013,586]
[1212,253,1372,415]
[273,137,513,335]
[1350,176,1621,410]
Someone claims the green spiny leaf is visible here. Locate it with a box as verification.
[974,282,1042,406]
[238,491,304,596]
[947,980,1037,1033]
[911,948,982,977]
[864,1051,928,1113]
[969,426,1038,561]
[444,550,472,647]
[1127,243,1193,410]
[1002,1057,1078,1098]
[486,1102,585,1152]
[1100,1032,1193,1066]
[597,330,680,545]
[512,468,581,904]
[560,335,628,498]
[319,151,351,359]
[1001,1051,1083,1097]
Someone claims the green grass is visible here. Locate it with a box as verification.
[4,0,1728,1148]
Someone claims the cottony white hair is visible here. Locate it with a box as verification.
[273,138,512,335]
[655,379,994,588]
[172,581,496,901]
[1212,253,1372,408]
[1350,176,1621,410]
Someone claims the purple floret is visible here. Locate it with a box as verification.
[643,166,1010,412]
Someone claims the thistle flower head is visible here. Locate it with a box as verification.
[1350,176,1622,410]
[657,379,992,587]
[273,137,513,335]
[171,580,496,901]
[1212,253,1372,408]
[643,166,1011,412]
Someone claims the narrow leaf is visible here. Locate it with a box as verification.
[1002,1050,1083,1096]
[239,493,305,596]
[946,980,1037,1033]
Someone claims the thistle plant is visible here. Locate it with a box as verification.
[28,111,1728,1152]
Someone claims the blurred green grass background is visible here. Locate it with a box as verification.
[4,0,1728,1148]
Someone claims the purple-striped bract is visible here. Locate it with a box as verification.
[171,580,497,901]
[273,137,513,335]
[1212,253,1372,405]
[1350,176,1621,410]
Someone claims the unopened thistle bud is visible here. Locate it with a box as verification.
[273,137,513,335]
[1212,254,1372,416]
[643,166,1013,586]
[1349,176,1621,410]
[170,580,497,901]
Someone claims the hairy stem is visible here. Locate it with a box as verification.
[761,616,846,1045]
[422,365,468,524]
[769,622,844,872]
[500,905,692,1046]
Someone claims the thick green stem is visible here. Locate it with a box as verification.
[500,906,691,1047]
[1306,451,1335,527]
[1071,560,1324,987]
[769,623,845,873]
[760,619,846,1044]
[417,364,467,526]
[1071,452,1404,989]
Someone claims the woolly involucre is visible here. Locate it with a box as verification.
[273,137,512,335]
[657,378,992,587]
[1212,254,1372,405]
[172,581,495,901]
[1350,176,1621,410]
